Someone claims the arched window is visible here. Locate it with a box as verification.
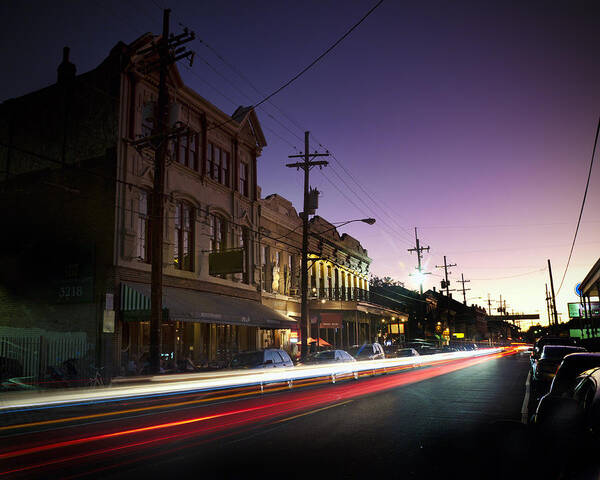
[174,201,194,271]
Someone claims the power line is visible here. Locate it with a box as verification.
[469,268,546,281]
[312,141,415,241]
[206,0,385,132]
[556,113,600,296]
[157,5,417,247]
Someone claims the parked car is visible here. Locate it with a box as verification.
[532,353,600,423]
[531,345,587,398]
[300,349,356,365]
[531,336,579,365]
[534,366,600,436]
[229,349,294,369]
[347,343,385,360]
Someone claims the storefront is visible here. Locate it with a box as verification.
[119,282,296,373]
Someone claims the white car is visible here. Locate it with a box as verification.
[230,349,294,369]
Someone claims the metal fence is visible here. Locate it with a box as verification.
[0,335,88,379]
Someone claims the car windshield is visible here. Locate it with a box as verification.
[542,346,584,359]
[231,352,263,367]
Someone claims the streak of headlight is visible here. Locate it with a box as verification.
[1,350,514,476]
[0,348,504,413]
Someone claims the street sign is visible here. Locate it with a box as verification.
[575,283,582,297]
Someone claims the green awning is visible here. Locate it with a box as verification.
[120,282,297,330]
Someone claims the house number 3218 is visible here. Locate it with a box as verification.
[59,286,83,298]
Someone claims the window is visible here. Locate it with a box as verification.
[141,101,154,138]
[235,226,249,283]
[221,151,230,187]
[206,143,213,178]
[210,214,227,252]
[137,191,151,262]
[260,245,267,290]
[214,146,221,181]
[174,202,194,271]
[239,161,248,196]
[189,134,197,170]
[285,255,293,294]
[178,135,188,166]
[205,143,231,186]
[176,133,199,169]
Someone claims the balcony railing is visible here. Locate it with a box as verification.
[308,287,371,302]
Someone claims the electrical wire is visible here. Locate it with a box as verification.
[205,0,385,132]
[556,114,600,296]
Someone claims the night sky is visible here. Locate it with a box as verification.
[2,0,599,328]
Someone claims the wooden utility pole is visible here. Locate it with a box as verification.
[408,228,430,295]
[435,255,456,297]
[545,284,552,327]
[149,10,171,375]
[487,293,492,316]
[286,132,329,359]
[547,259,559,326]
[141,10,195,374]
[458,273,471,305]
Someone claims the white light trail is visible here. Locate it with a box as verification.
[0,348,503,412]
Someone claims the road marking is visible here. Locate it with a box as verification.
[276,400,353,423]
[521,370,531,424]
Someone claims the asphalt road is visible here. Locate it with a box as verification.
[9,351,580,480]
[105,352,530,479]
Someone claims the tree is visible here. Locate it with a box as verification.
[370,275,404,288]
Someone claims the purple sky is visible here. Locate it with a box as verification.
[2,0,599,329]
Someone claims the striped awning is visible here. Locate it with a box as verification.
[121,283,151,311]
[120,282,297,330]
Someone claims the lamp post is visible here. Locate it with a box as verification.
[301,217,375,359]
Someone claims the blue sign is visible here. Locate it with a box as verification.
[575,283,582,297]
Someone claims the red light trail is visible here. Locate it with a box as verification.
[0,349,516,477]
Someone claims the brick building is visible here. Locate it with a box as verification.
[0,34,296,377]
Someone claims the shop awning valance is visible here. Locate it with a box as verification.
[120,282,297,330]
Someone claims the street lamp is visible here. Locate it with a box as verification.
[300,217,376,359]
[315,218,376,235]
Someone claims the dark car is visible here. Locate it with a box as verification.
[531,336,578,364]
[300,349,356,365]
[534,366,600,435]
[230,349,294,369]
[532,353,600,423]
[531,345,587,398]
[348,343,385,360]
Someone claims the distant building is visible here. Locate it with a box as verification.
[259,196,407,352]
